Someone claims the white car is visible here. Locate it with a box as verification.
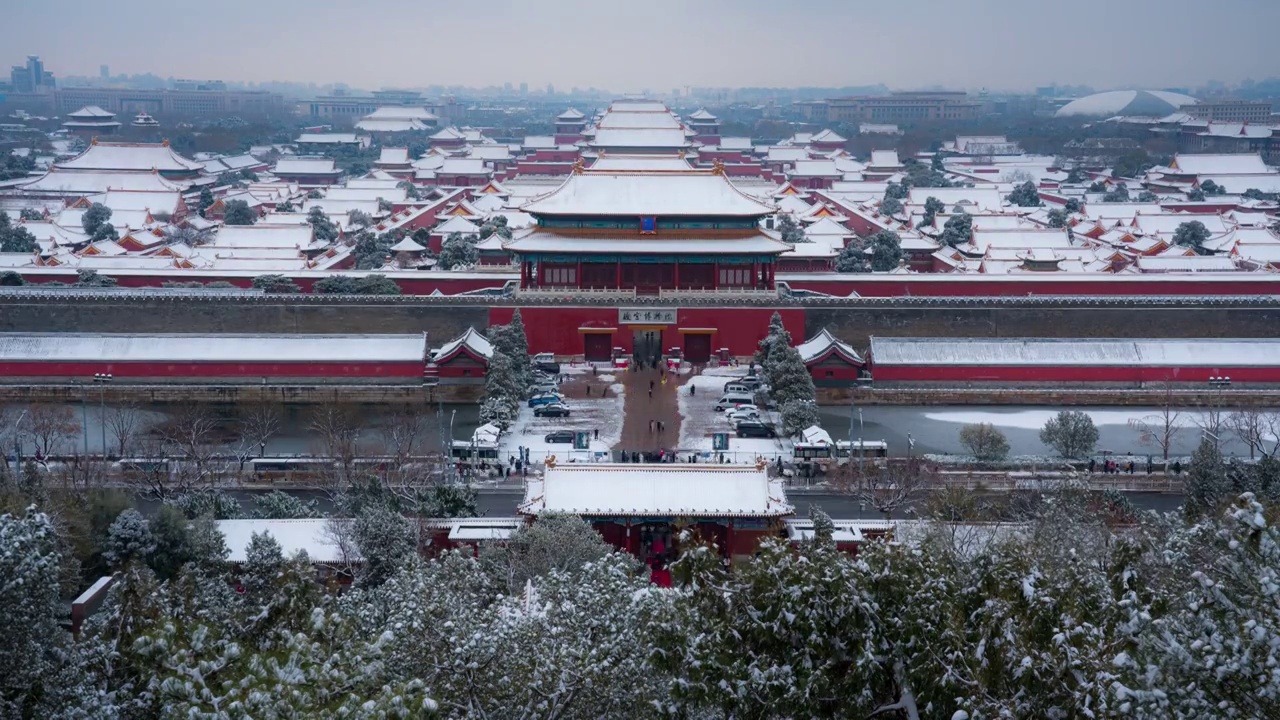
[722,403,759,416]
[727,409,762,426]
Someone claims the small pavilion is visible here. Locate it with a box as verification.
[518,460,795,563]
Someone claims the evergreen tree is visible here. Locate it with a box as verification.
[353,273,402,295]
[0,224,37,253]
[197,187,214,216]
[353,503,415,588]
[80,202,112,236]
[920,195,944,227]
[480,350,523,431]
[104,508,156,570]
[222,199,257,225]
[1064,198,1082,213]
[167,489,242,519]
[1137,190,1159,202]
[1173,220,1211,255]
[1186,435,1229,512]
[834,241,869,273]
[868,229,902,271]
[880,196,903,217]
[1046,208,1067,228]
[1009,180,1042,207]
[437,232,479,269]
[147,504,194,580]
[780,398,821,435]
[808,505,835,546]
[1103,183,1130,203]
[314,274,359,294]
[252,489,320,518]
[0,270,24,285]
[776,213,807,244]
[240,530,285,603]
[305,206,339,243]
[940,212,973,247]
[767,342,817,407]
[250,273,301,293]
[753,311,791,369]
[488,309,532,392]
[0,508,89,718]
[1039,410,1099,458]
[346,209,374,228]
[959,422,1010,461]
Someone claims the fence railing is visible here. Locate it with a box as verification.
[934,470,1183,493]
[658,287,780,300]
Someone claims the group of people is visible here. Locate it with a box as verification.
[617,449,691,463]
[1087,456,1178,475]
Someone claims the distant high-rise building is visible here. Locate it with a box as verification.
[520,82,528,95]
[9,55,55,93]
[547,83,555,96]
[100,64,109,79]
[504,82,513,93]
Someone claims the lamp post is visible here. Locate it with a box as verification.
[93,373,112,459]
[9,409,26,477]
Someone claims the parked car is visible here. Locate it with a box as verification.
[534,402,571,418]
[715,393,756,411]
[722,403,760,416]
[735,421,778,439]
[533,382,560,395]
[544,430,575,444]
[723,378,762,393]
[532,352,561,375]
[528,392,565,407]
[727,408,762,425]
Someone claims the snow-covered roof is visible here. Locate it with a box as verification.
[596,111,683,130]
[868,150,903,168]
[67,105,116,119]
[588,128,693,150]
[588,155,693,172]
[906,187,1004,213]
[796,328,864,365]
[1169,153,1270,175]
[870,337,1280,368]
[504,229,790,255]
[608,100,669,113]
[432,326,493,362]
[356,118,429,133]
[790,160,843,178]
[0,333,428,363]
[389,236,426,252]
[1055,90,1197,118]
[377,148,411,165]
[1135,255,1239,272]
[520,463,793,518]
[687,108,717,121]
[361,106,438,122]
[557,107,586,121]
[56,141,203,172]
[521,169,776,217]
[433,215,481,235]
[810,129,847,144]
[217,519,359,564]
[296,133,364,144]
[274,158,340,176]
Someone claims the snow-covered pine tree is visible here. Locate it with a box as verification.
[753,311,791,371]
[767,341,816,407]
[104,508,156,570]
[241,530,285,602]
[353,503,415,588]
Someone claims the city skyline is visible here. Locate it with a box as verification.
[6,0,1280,94]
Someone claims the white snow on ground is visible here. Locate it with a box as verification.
[499,383,625,466]
[923,408,1221,430]
[677,370,792,463]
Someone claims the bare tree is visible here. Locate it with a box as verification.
[155,404,225,491]
[309,402,365,499]
[237,402,283,458]
[103,401,151,459]
[1192,392,1229,449]
[26,404,80,458]
[832,457,935,519]
[1127,383,1184,459]
[1227,408,1280,459]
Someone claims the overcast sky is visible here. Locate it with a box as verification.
[7,0,1279,92]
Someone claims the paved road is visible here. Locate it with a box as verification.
[147,487,1185,521]
[617,365,681,453]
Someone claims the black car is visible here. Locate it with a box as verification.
[535,361,561,375]
[544,430,575,444]
[534,403,571,418]
[735,421,778,439]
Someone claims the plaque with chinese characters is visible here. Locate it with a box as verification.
[618,308,676,324]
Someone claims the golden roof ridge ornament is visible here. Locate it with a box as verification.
[571,158,585,175]
[712,159,725,176]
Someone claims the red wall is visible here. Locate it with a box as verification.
[873,364,1280,383]
[782,275,1280,297]
[0,361,424,378]
[488,306,805,357]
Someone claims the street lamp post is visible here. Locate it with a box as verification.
[94,373,112,459]
[9,409,26,477]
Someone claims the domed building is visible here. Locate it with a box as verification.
[1055,90,1197,118]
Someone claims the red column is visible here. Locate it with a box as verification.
[615,261,622,289]
[673,261,680,289]
[726,519,735,564]
[576,260,582,289]
[752,261,758,288]
[712,261,719,289]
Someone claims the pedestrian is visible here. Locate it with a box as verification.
[592,365,598,376]
[650,379,655,391]
[690,384,696,396]
[649,419,654,433]
[1127,461,1134,474]
[648,388,653,399]
[594,428,599,440]
[1088,458,1096,474]
[587,385,592,396]
[602,387,608,398]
